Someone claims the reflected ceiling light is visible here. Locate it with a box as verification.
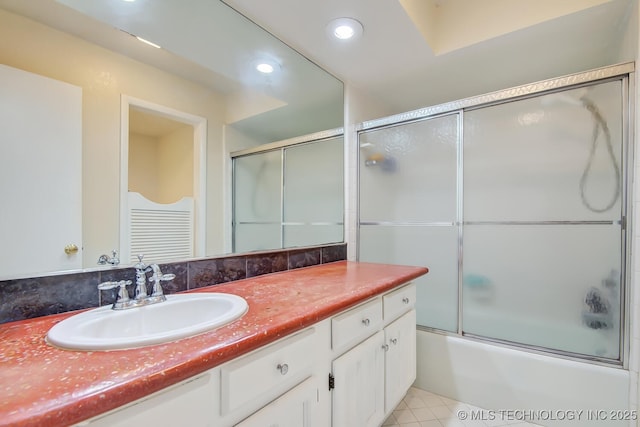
[327,17,363,40]
[135,36,161,49]
[256,63,275,74]
[119,29,162,49]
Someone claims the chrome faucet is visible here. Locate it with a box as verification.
[97,255,175,310]
[134,255,152,299]
[97,249,120,266]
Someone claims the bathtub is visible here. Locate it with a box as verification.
[415,330,631,426]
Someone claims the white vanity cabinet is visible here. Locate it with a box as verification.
[332,329,386,426]
[384,310,417,414]
[234,376,319,427]
[382,284,418,414]
[220,326,325,426]
[76,282,416,427]
[77,372,218,426]
[330,282,417,427]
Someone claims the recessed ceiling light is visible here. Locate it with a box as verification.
[256,63,274,74]
[326,17,363,41]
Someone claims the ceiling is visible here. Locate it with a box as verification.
[224,0,635,118]
[1,0,634,124]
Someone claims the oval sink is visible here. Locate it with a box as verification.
[46,293,248,351]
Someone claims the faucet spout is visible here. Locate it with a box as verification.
[134,255,151,300]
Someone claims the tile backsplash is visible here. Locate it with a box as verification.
[0,243,346,324]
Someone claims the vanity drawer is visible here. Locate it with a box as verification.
[383,282,416,322]
[220,327,315,417]
[331,297,382,352]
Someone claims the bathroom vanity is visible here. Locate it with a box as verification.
[0,261,427,427]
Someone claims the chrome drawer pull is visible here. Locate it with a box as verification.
[277,363,289,375]
[362,318,370,326]
[402,297,410,304]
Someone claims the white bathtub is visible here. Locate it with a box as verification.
[415,330,631,426]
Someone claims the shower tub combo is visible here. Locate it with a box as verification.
[357,63,634,426]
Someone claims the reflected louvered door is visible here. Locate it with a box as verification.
[127,192,194,263]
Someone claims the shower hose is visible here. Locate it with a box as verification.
[579,97,621,213]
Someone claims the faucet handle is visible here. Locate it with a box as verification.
[149,264,174,298]
[98,280,133,309]
[98,279,132,290]
[98,280,123,290]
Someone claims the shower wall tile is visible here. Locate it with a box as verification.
[630,337,640,374]
[634,273,640,341]
[0,243,346,324]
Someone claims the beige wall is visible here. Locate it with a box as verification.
[157,125,194,204]
[0,9,227,266]
[129,126,193,204]
[129,133,160,201]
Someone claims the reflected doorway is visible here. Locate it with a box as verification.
[120,96,206,264]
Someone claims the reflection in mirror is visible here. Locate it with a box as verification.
[233,134,345,253]
[0,0,344,279]
[125,103,204,265]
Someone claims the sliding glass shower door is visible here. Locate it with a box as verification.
[233,136,344,253]
[463,81,624,359]
[359,114,460,332]
[358,75,627,362]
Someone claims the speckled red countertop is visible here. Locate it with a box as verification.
[0,261,427,427]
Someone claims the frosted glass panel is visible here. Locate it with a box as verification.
[234,223,281,253]
[284,225,343,247]
[360,114,458,223]
[462,224,621,359]
[360,225,458,332]
[464,81,623,221]
[233,150,282,223]
[284,137,343,223]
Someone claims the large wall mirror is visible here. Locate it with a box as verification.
[0,0,344,279]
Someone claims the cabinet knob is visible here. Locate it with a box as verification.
[277,363,289,375]
[362,318,370,326]
[382,344,389,351]
[390,338,398,345]
[402,297,410,304]
[64,244,79,255]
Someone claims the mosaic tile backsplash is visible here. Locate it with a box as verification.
[0,244,346,324]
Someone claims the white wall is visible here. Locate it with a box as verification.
[627,0,640,417]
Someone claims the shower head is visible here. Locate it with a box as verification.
[364,152,396,172]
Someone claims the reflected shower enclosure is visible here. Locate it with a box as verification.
[358,77,627,363]
[232,134,344,253]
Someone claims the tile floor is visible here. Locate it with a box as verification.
[384,387,540,427]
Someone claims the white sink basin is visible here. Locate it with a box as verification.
[46,293,248,351]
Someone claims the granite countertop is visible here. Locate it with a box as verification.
[0,261,428,427]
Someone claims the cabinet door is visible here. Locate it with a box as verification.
[235,377,318,427]
[384,310,417,414]
[332,330,385,427]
